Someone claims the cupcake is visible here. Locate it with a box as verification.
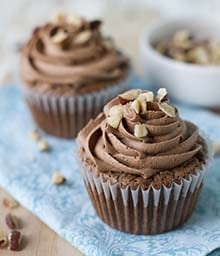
[20,14,130,138]
[77,88,210,234]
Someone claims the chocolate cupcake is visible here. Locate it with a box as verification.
[77,88,211,234]
[20,14,130,138]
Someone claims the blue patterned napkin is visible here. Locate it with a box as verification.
[0,83,220,256]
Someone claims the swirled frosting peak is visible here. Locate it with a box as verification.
[78,88,204,179]
[20,13,130,95]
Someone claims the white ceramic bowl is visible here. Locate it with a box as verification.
[140,18,220,107]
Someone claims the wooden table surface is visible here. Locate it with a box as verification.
[0,188,83,256]
[0,7,159,255]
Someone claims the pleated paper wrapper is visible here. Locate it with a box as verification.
[21,74,132,138]
[80,132,212,234]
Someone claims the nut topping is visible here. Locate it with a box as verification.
[134,124,148,138]
[119,89,142,101]
[0,231,8,249]
[66,15,83,28]
[157,88,168,102]
[51,30,68,44]
[144,91,154,102]
[74,30,92,45]
[3,198,19,209]
[52,172,66,185]
[8,231,22,251]
[5,214,20,230]
[51,13,65,24]
[130,99,141,114]
[137,94,147,113]
[107,105,123,129]
[159,102,176,117]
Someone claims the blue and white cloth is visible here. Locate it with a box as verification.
[0,82,220,256]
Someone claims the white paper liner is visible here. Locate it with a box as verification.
[79,132,212,234]
[21,73,132,138]
[82,131,212,207]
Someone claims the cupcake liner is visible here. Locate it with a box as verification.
[22,74,132,138]
[80,132,212,234]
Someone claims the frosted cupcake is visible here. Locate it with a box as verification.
[20,14,130,138]
[77,88,210,234]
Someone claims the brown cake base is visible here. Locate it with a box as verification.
[22,77,129,138]
[26,99,98,138]
[81,163,207,235]
[86,183,202,234]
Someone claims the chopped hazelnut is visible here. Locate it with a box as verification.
[130,99,141,114]
[134,124,148,138]
[74,30,92,45]
[52,172,66,185]
[157,88,168,102]
[159,102,176,117]
[51,30,68,44]
[37,139,50,152]
[119,89,142,101]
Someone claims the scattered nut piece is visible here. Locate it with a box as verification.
[5,214,20,230]
[157,88,168,102]
[130,99,141,114]
[74,30,92,45]
[51,30,68,44]
[107,105,123,129]
[3,198,19,209]
[134,124,148,138]
[213,142,220,157]
[159,102,176,117]
[37,139,50,152]
[0,231,8,249]
[119,89,142,101]
[29,129,40,141]
[52,172,66,185]
[8,231,22,251]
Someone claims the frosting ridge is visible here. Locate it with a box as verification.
[20,14,130,95]
[78,89,205,180]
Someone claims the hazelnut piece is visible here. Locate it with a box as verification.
[159,102,176,117]
[134,124,148,138]
[157,88,168,102]
[74,30,92,45]
[119,89,142,101]
[51,30,68,44]
[107,105,123,129]
[52,172,66,185]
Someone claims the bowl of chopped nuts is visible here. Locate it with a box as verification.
[140,18,220,107]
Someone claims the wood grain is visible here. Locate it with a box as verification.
[0,188,83,256]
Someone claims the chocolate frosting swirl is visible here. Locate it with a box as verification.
[78,89,204,179]
[20,15,130,95]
